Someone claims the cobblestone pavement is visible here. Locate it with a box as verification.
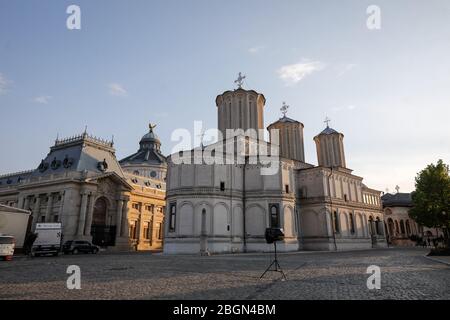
[0,248,448,300]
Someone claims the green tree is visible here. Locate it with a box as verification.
[409,159,450,245]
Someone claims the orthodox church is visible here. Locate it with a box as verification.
[0,125,167,251]
[164,79,387,254]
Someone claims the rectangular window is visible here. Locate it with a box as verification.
[157,222,163,239]
[285,184,289,193]
[129,221,137,239]
[169,203,176,232]
[269,203,280,228]
[53,215,59,222]
[40,216,45,222]
[143,222,151,240]
[220,181,225,191]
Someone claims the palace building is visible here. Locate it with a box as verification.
[0,124,167,251]
[164,79,387,254]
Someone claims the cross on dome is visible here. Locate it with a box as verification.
[280,101,289,117]
[234,72,246,89]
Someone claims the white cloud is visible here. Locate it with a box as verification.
[248,46,265,54]
[108,83,128,97]
[0,73,12,95]
[33,95,52,104]
[277,60,324,86]
[331,105,357,112]
[336,63,357,77]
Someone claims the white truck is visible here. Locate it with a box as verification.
[32,223,62,256]
[0,204,31,256]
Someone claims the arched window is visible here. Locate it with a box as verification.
[349,213,355,234]
[169,203,176,232]
[333,211,340,233]
[387,218,394,236]
[395,220,399,234]
[269,204,280,228]
[375,217,381,235]
[92,197,108,226]
[368,216,374,235]
[400,220,405,234]
[405,220,411,235]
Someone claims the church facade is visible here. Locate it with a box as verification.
[164,84,387,254]
[0,125,167,251]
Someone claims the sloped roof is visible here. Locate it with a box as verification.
[381,192,413,207]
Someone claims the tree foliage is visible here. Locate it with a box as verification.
[409,159,450,235]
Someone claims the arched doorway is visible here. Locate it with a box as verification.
[90,197,116,247]
[387,218,394,238]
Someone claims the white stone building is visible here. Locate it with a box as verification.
[164,85,387,254]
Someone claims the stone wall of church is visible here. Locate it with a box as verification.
[165,158,301,254]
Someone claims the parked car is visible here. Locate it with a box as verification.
[0,235,15,261]
[63,240,99,254]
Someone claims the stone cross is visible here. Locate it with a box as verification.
[234,72,246,89]
[281,101,289,117]
[324,117,331,128]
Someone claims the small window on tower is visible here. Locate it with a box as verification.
[220,182,225,191]
[285,184,289,193]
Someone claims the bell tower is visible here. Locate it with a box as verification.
[313,118,346,168]
[215,73,266,136]
[267,102,305,162]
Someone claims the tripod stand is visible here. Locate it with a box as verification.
[260,241,287,281]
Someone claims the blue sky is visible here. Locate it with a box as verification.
[1,0,449,192]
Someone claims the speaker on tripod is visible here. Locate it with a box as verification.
[260,227,287,281]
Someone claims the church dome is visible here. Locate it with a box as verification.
[119,123,166,167]
[318,126,339,135]
[140,125,160,144]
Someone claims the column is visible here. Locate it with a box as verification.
[84,193,96,236]
[121,199,129,237]
[23,196,30,211]
[77,191,89,236]
[18,196,25,209]
[32,195,41,229]
[136,212,144,246]
[115,199,124,239]
[45,193,53,222]
[58,191,65,223]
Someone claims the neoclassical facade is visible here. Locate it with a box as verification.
[164,85,387,254]
[0,125,167,251]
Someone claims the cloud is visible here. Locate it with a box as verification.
[336,63,357,77]
[277,60,324,86]
[108,83,128,97]
[331,105,357,112]
[248,46,265,54]
[33,95,52,104]
[0,73,12,95]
